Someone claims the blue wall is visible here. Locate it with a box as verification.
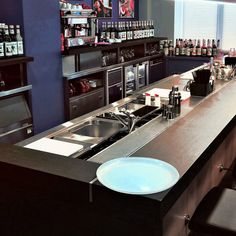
[22,0,65,134]
[0,0,139,134]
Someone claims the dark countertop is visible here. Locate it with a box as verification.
[1,70,236,235]
[1,70,235,213]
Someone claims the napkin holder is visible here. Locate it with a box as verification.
[190,69,213,96]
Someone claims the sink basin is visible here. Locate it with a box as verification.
[71,119,125,138]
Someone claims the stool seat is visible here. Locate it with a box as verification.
[189,187,236,236]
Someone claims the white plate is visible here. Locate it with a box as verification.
[96,157,179,195]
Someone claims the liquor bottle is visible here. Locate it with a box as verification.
[9,25,18,56]
[163,40,169,56]
[3,25,12,58]
[106,22,111,41]
[145,21,150,38]
[141,21,145,38]
[118,22,123,40]
[207,39,212,57]
[0,24,5,58]
[122,22,127,41]
[168,40,174,56]
[133,21,138,40]
[100,22,106,42]
[149,20,155,37]
[185,40,191,56]
[175,38,180,56]
[126,21,130,40]
[191,39,197,56]
[180,39,185,56]
[110,22,116,40]
[129,21,133,40]
[212,39,217,57]
[114,22,118,39]
[216,39,221,56]
[196,39,202,56]
[16,25,24,56]
[201,39,207,56]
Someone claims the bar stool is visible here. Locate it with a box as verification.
[188,187,236,236]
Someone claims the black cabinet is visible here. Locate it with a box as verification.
[149,57,165,84]
[106,67,123,104]
[69,87,104,119]
[166,56,210,76]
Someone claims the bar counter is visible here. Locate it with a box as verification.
[0,68,236,235]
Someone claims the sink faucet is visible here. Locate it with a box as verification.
[109,108,139,133]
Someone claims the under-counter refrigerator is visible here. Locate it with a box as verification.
[124,61,149,97]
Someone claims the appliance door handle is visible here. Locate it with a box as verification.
[0,124,32,138]
[150,61,162,66]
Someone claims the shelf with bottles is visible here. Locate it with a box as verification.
[0,23,25,60]
[66,72,104,98]
[166,38,221,58]
[120,44,145,63]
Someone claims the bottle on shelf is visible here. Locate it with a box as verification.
[212,39,217,57]
[163,40,169,56]
[106,22,111,41]
[110,22,116,40]
[168,40,174,56]
[175,38,180,56]
[196,39,202,56]
[0,23,5,58]
[201,39,207,56]
[9,25,18,56]
[191,39,197,56]
[207,39,212,57]
[3,25,12,58]
[185,40,191,56]
[149,20,155,38]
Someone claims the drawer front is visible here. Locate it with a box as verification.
[70,88,104,119]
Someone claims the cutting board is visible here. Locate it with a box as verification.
[145,88,191,101]
[24,137,83,157]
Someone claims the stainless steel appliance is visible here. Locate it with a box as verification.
[106,67,123,104]
[124,61,149,97]
[0,95,33,144]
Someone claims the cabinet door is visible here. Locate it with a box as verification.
[149,60,164,84]
[166,57,210,76]
[69,88,104,119]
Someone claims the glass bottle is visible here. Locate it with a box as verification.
[0,23,5,58]
[207,39,212,57]
[9,25,18,56]
[201,39,207,56]
[3,25,12,57]
[196,39,202,56]
[16,25,24,56]
[175,38,180,56]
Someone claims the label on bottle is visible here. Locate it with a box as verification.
[150,29,154,37]
[17,41,24,55]
[207,48,212,57]
[5,42,12,57]
[0,43,4,57]
[175,47,180,56]
[202,48,207,56]
[196,48,201,56]
[11,41,18,56]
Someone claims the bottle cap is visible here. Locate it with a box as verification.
[145,93,150,96]
[154,94,159,97]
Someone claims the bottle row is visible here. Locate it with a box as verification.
[161,38,221,57]
[0,23,24,59]
[99,20,155,43]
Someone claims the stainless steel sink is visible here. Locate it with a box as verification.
[71,119,125,138]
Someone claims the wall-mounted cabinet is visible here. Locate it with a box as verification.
[0,56,34,144]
